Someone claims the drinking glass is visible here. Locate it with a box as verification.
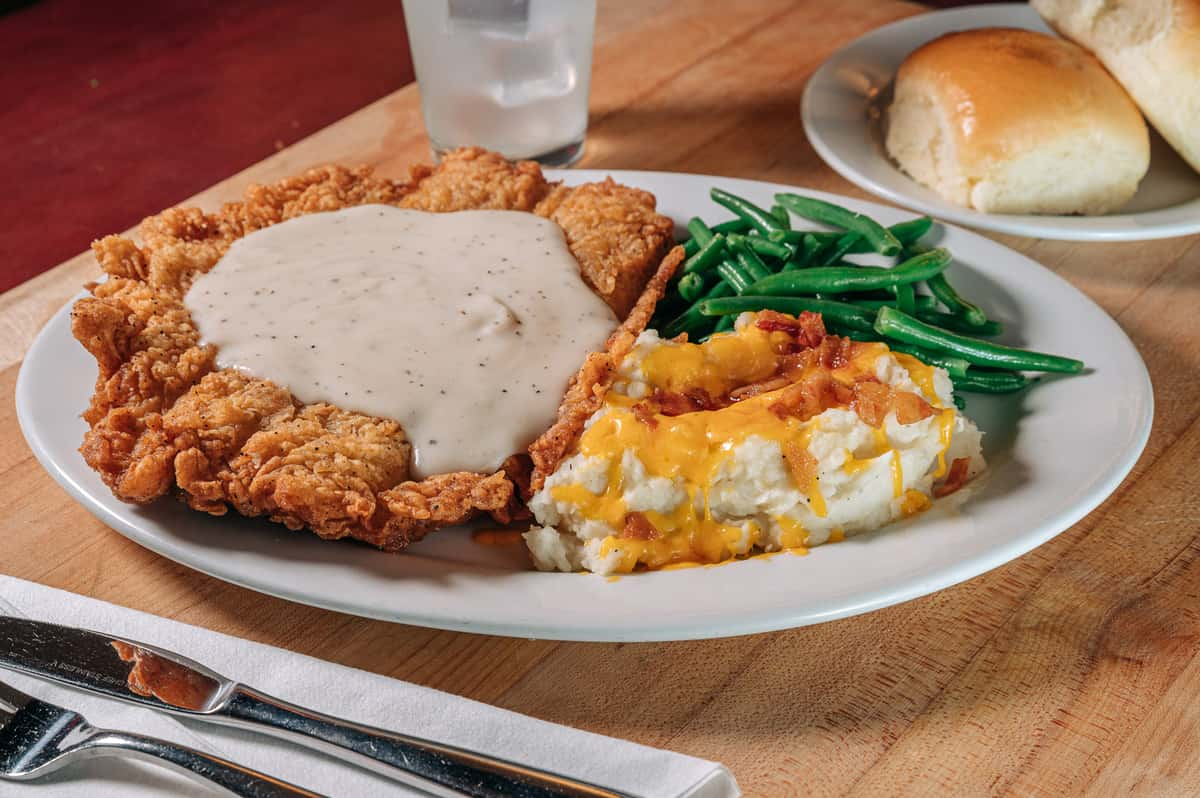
[402,0,596,167]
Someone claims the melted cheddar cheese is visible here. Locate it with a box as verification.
[541,317,959,574]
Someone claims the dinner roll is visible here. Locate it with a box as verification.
[1032,0,1200,174]
[885,28,1149,215]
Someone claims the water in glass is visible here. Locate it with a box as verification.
[403,0,596,166]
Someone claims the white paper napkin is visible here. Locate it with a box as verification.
[0,576,738,797]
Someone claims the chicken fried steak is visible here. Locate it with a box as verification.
[71,148,678,551]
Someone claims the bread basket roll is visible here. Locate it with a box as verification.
[1032,0,1200,174]
[885,27,1150,215]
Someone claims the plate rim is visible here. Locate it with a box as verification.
[15,170,1155,641]
[800,2,1200,242]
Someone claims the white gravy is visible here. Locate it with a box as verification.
[185,206,618,478]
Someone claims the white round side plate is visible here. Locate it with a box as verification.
[16,171,1153,641]
[802,3,1200,241]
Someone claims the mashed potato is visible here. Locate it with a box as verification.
[525,313,985,575]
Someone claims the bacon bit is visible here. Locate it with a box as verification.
[795,311,828,347]
[631,401,659,428]
[622,512,660,540]
[852,381,936,428]
[754,319,795,334]
[894,390,936,425]
[687,386,720,409]
[934,457,972,498]
[852,380,892,428]
[768,395,792,420]
[669,333,689,344]
[756,310,826,349]
[655,387,721,416]
[816,334,856,369]
[728,376,791,402]
[776,350,817,379]
[755,309,802,333]
[631,388,725,421]
[781,440,818,492]
[654,391,693,416]
[832,380,854,405]
[769,372,846,421]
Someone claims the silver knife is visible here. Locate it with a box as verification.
[0,678,322,796]
[0,616,631,798]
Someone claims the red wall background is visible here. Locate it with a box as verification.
[0,0,414,293]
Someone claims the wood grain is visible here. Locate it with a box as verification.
[3,1,1199,794]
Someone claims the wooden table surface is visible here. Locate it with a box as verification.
[4,1,1199,794]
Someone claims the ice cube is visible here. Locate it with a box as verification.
[491,36,577,107]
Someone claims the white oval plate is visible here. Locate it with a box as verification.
[802,3,1200,241]
[16,171,1153,641]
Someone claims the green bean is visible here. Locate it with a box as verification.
[926,272,990,328]
[818,232,862,267]
[662,281,735,338]
[681,217,751,257]
[728,235,772,282]
[891,281,917,315]
[775,229,823,246]
[742,234,793,262]
[830,315,997,379]
[886,342,969,378]
[712,218,752,235]
[716,259,754,294]
[687,217,715,247]
[891,216,933,246]
[773,216,932,254]
[677,272,707,303]
[841,289,896,301]
[874,307,1083,373]
[952,369,1032,394]
[905,242,989,327]
[774,229,857,254]
[848,296,939,313]
[739,250,772,282]
[682,234,728,275]
[773,231,844,249]
[917,309,1002,337]
[650,292,686,330]
[775,193,902,255]
[698,295,875,333]
[770,204,791,231]
[711,188,785,235]
[795,233,823,269]
[826,323,877,343]
[748,247,951,296]
[775,233,820,271]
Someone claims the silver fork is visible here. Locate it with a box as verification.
[0,679,322,797]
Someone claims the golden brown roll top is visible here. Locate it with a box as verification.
[886,27,1149,215]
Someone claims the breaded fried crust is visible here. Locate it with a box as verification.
[72,148,674,551]
[528,245,684,492]
[536,178,675,318]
